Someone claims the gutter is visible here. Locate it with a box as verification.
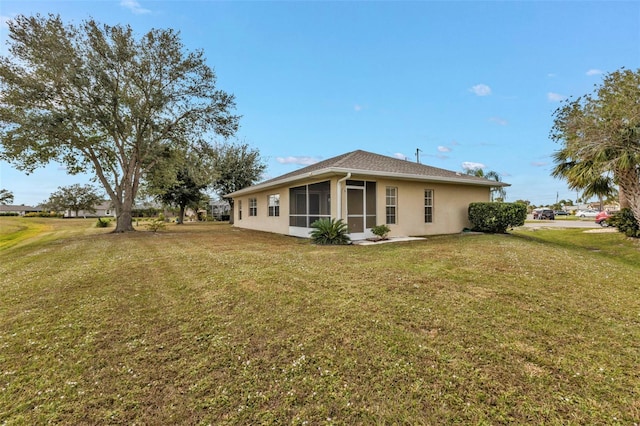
[336,172,351,220]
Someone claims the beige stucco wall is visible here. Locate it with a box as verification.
[371,178,490,236]
[231,177,340,235]
[231,175,490,238]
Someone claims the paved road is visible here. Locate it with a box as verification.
[522,216,601,229]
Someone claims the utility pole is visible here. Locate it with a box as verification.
[416,148,422,164]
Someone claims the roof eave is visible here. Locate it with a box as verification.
[225,167,510,198]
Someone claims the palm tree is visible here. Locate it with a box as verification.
[551,148,618,210]
[466,168,506,202]
[550,68,640,225]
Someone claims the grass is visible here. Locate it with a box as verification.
[1,217,639,424]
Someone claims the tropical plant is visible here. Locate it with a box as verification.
[609,208,640,237]
[309,218,350,245]
[465,168,507,201]
[550,68,640,233]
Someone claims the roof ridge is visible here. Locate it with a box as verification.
[332,150,360,167]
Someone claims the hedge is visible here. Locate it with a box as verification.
[468,202,527,233]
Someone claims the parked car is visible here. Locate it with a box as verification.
[576,209,598,218]
[533,209,555,220]
[554,210,569,216]
[595,211,618,227]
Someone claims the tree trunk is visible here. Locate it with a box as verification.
[619,187,631,209]
[113,191,136,232]
[617,167,640,225]
[177,205,185,224]
[228,199,234,225]
[115,209,135,232]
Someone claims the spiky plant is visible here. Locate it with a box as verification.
[309,218,350,245]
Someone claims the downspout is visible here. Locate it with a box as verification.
[336,172,351,221]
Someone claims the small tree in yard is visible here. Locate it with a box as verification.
[42,184,103,217]
[154,168,207,224]
[211,143,266,224]
[0,15,238,232]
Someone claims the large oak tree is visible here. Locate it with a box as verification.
[0,15,239,232]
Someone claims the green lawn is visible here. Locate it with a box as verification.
[1,218,639,424]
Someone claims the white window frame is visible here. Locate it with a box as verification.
[249,198,257,217]
[268,194,280,217]
[385,186,397,225]
[424,189,433,223]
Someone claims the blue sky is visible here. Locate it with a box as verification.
[1,1,639,206]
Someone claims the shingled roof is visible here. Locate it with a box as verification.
[226,150,508,197]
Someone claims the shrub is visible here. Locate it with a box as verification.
[310,218,350,245]
[609,208,640,238]
[145,218,166,232]
[371,224,391,240]
[95,217,111,228]
[468,202,527,233]
[24,212,62,218]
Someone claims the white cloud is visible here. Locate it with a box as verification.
[547,73,557,78]
[547,92,565,102]
[586,69,603,76]
[531,161,548,167]
[354,104,363,112]
[437,146,451,153]
[489,117,508,126]
[276,156,320,166]
[470,84,491,96]
[120,0,151,14]
[462,161,486,171]
[394,153,408,160]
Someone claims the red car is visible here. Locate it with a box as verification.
[595,211,615,227]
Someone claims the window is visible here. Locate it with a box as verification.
[289,181,331,227]
[424,189,433,223]
[249,198,257,216]
[268,194,280,217]
[238,200,242,220]
[386,187,397,225]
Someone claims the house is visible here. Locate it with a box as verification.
[225,150,510,240]
[209,200,231,221]
[64,201,116,218]
[0,204,42,216]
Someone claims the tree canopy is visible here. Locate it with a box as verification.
[465,168,507,202]
[551,68,640,229]
[211,142,266,224]
[42,184,103,216]
[0,15,239,232]
[0,189,14,205]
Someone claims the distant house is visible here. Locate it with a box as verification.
[209,200,231,220]
[64,201,116,218]
[0,205,42,216]
[225,150,509,240]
